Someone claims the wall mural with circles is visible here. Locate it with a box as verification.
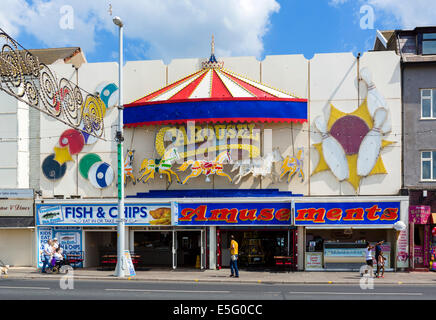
[42,82,118,189]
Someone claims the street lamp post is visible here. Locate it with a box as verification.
[113,16,126,278]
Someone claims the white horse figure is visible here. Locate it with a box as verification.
[231,148,283,184]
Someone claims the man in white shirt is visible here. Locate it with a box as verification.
[42,240,53,273]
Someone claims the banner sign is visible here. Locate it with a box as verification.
[0,188,33,198]
[176,203,292,225]
[0,199,33,217]
[54,227,83,267]
[396,228,409,268]
[305,252,323,270]
[54,228,82,251]
[123,250,136,277]
[294,202,400,226]
[37,227,83,268]
[36,203,171,226]
[409,205,431,224]
[37,227,53,268]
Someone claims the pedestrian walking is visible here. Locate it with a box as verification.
[362,241,375,277]
[375,240,384,277]
[41,239,54,273]
[364,241,373,267]
[229,235,239,278]
[377,254,385,278]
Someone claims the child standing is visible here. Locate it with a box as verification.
[377,254,385,278]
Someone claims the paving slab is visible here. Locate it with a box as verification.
[2,267,435,285]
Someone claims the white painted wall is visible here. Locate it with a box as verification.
[0,229,34,266]
[0,92,25,188]
[35,51,401,197]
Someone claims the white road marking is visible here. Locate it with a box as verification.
[105,288,231,294]
[0,286,50,290]
[287,291,423,296]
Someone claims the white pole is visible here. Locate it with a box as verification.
[209,226,216,270]
[113,17,125,278]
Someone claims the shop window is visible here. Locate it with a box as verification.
[414,224,424,246]
[422,33,436,55]
[421,151,436,181]
[421,89,436,119]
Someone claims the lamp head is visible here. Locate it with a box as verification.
[113,16,123,27]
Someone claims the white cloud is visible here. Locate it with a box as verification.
[328,0,349,7]
[0,0,280,62]
[366,0,436,29]
[328,0,436,29]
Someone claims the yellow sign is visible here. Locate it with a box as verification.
[155,124,261,159]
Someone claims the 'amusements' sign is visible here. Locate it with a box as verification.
[176,203,291,225]
[294,202,400,226]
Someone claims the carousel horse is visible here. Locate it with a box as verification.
[137,148,181,184]
[178,151,232,184]
[124,149,136,186]
[280,148,304,183]
[231,148,283,184]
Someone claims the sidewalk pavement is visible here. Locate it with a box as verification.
[2,267,436,285]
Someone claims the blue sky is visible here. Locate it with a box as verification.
[1,0,435,64]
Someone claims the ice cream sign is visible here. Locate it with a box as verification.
[36,203,172,226]
[294,202,400,226]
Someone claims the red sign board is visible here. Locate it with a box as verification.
[409,206,431,224]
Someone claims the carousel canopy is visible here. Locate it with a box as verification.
[124,39,307,127]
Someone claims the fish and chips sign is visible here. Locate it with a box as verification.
[36,203,172,226]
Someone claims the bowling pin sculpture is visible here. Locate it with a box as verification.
[359,67,391,134]
[323,103,332,127]
[357,107,387,176]
[314,116,349,181]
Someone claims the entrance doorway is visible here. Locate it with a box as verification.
[133,231,172,268]
[218,228,296,270]
[84,230,116,268]
[172,229,205,269]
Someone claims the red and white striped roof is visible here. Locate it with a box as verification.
[128,65,301,106]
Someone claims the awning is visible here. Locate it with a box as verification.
[124,97,307,127]
[124,50,307,127]
[432,213,436,224]
[0,217,35,228]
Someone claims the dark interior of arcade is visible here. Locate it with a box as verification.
[219,228,296,270]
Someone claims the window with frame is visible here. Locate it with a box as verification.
[421,151,436,181]
[421,89,436,119]
[422,33,436,55]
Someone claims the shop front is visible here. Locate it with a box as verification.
[409,205,432,271]
[174,201,296,271]
[35,200,177,269]
[0,189,35,267]
[131,225,206,269]
[295,197,409,271]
